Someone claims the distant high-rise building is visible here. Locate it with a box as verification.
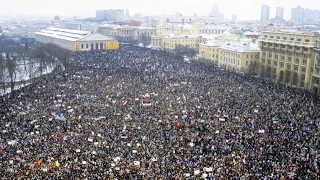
[291,6,304,21]
[304,8,314,20]
[96,9,124,22]
[276,7,284,19]
[314,10,320,20]
[261,5,270,21]
[126,10,130,18]
[232,14,237,21]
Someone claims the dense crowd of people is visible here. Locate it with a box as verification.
[0,46,320,179]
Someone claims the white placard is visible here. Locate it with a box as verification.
[134,161,140,166]
[219,118,225,122]
[205,167,213,172]
[258,129,265,134]
[132,150,137,153]
[202,173,208,178]
[82,161,87,165]
[88,138,93,142]
[76,149,80,153]
[194,169,200,175]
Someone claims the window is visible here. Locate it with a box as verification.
[86,44,89,49]
[290,38,294,41]
[246,61,248,66]
[283,37,287,40]
[270,36,274,38]
[297,39,302,41]
[305,39,310,42]
[247,55,249,58]
[81,44,84,49]
[251,55,253,58]
[277,37,280,39]
[264,35,268,38]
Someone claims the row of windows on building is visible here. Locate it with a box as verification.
[262,43,311,50]
[261,59,307,72]
[264,35,312,42]
[198,30,225,34]
[80,43,113,49]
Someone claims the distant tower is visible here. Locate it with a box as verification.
[209,2,224,19]
[126,10,130,17]
[276,7,284,19]
[261,5,270,21]
[232,14,237,21]
[54,15,60,20]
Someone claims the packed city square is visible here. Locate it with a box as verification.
[0,46,320,179]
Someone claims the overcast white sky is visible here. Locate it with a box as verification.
[0,0,319,20]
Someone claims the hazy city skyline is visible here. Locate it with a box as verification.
[0,0,320,20]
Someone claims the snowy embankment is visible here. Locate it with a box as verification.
[1,60,56,96]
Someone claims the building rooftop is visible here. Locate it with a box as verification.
[200,39,260,53]
[262,29,320,36]
[78,33,115,41]
[35,27,92,41]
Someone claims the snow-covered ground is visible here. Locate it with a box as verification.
[1,61,56,96]
[2,60,55,82]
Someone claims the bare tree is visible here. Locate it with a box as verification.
[5,53,17,91]
[0,54,5,93]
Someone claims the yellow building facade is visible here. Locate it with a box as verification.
[199,40,260,73]
[35,28,119,51]
[160,35,207,52]
[199,43,220,63]
[259,30,320,90]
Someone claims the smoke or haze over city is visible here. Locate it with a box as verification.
[0,0,319,20]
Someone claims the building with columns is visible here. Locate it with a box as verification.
[259,30,320,90]
[313,41,320,95]
[98,24,156,42]
[34,27,119,51]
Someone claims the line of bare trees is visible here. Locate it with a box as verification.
[0,35,70,94]
[173,45,198,58]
